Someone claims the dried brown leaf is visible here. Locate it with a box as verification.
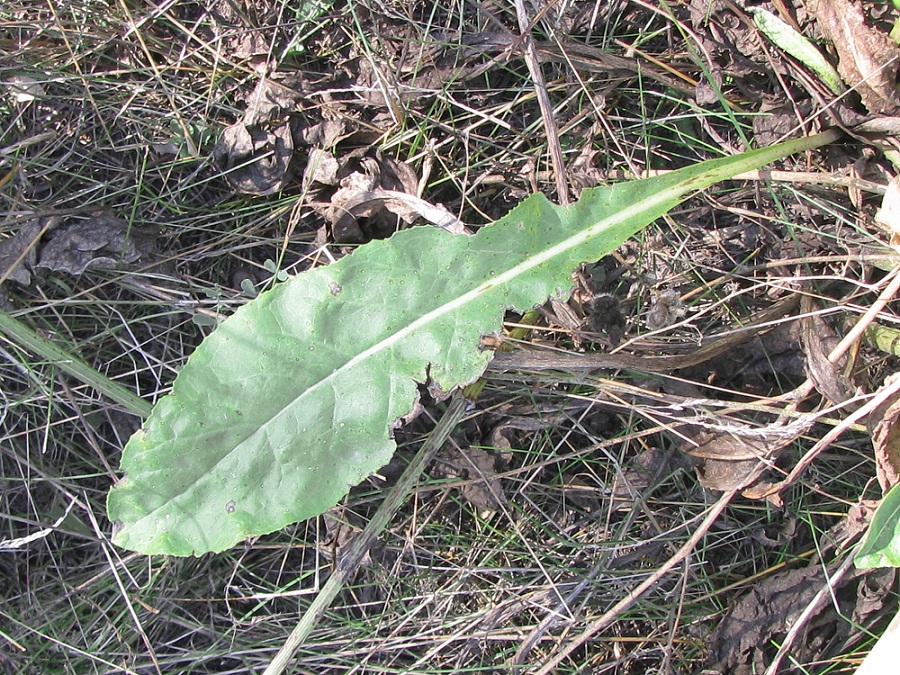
[682,421,808,494]
[867,373,900,492]
[0,221,42,285]
[36,215,157,276]
[325,152,464,242]
[213,121,295,196]
[811,0,900,115]
[433,444,507,515]
[801,309,855,405]
[212,77,305,195]
[708,562,896,673]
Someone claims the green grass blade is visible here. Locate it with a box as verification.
[0,308,152,417]
[750,7,846,95]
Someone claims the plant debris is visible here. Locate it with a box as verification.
[868,373,900,493]
[809,0,900,115]
[707,505,894,674]
[212,76,305,195]
[3,0,899,672]
[1,214,158,283]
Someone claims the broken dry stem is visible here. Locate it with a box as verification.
[763,374,900,498]
[512,0,569,205]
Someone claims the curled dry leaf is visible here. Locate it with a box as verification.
[809,0,900,115]
[326,153,466,242]
[682,419,811,494]
[0,221,42,285]
[38,217,155,276]
[801,303,855,406]
[329,189,467,241]
[2,215,159,285]
[25,215,157,277]
[213,120,295,196]
[867,373,900,493]
[708,558,895,673]
[433,445,507,515]
[212,77,304,195]
[709,502,885,673]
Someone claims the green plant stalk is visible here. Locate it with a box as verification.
[0,307,152,417]
[865,322,900,356]
[262,393,470,675]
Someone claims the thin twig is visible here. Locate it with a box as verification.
[533,481,754,674]
[763,549,858,675]
[512,0,569,205]
[764,374,900,497]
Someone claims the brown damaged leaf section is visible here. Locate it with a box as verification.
[682,422,807,494]
[801,299,855,406]
[867,373,900,493]
[662,377,810,497]
[0,214,159,284]
[318,151,466,242]
[708,563,896,672]
[707,504,893,673]
[810,0,900,115]
[212,77,305,195]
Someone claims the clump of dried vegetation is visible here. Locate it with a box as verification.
[2,1,900,673]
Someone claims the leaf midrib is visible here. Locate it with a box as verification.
[136,135,822,543]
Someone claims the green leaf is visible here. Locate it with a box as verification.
[107,131,840,556]
[749,7,845,96]
[856,482,900,568]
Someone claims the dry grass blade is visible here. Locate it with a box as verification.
[532,483,752,674]
[511,0,569,204]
